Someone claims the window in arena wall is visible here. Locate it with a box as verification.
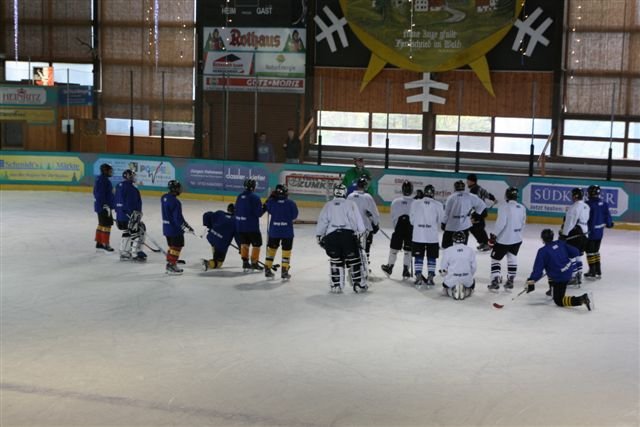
[435,135,491,153]
[319,111,369,128]
[106,118,150,136]
[562,140,625,159]
[436,115,491,132]
[321,130,369,147]
[372,113,423,130]
[372,132,422,150]
[494,137,548,155]
[150,121,195,138]
[564,119,626,138]
[5,61,93,86]
[494,117,552,135]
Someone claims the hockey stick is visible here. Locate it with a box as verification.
[145,233,168,256]
[492,288,527,309]
[144,242,162,253]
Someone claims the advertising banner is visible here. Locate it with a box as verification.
[0,154,84,183]
[222,164,269,194]
[93,158,176,188]
[186,163,224,191]
[378,173,509,208]
[522,183,629,217]
[0,85,58,125]
[59,86,93,106]
[203,27,305,93]
[279,170,342,197]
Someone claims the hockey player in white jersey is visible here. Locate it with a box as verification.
[409,184,444,287]
[441,180,487,248]
[347,177,380,263]
[381,180,414,279]
[316,184,368,293]
[440,231,477,300]
[488,187,527,292]
[560,187,590,284]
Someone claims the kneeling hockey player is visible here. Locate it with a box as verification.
[264,184,299,280]
[115,169,147,262]
[316,184,367,293]
[409,184,444,287]
[525,229,591,311]
[202,203,237,270]
[161,180,193,275]
[381,180,414,279]
[439,231,477,300]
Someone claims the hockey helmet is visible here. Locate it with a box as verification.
[100,163,113,176]
[122,169,136,181]
[588,185,601,198]
[571,187,584,200]
[454,180,465,191]
[244,179,257,192]
[356,175,369,190]
[452,231,466,244]
[227,203,235,214]
[168,180,182,195]
[414,189,424,200]
[541,228,554,243]
[275,184,288,197]
[424,184,435,198]
[466,173,478,183]
[401,180,413,196]
[505,187,518,201]
[333,183,347,198]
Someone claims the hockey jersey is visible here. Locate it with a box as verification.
[114,180,142,223]
[587,197,613,241]
[203,210,237,251]
[528,240,580,283]
[316,198,366,237]
[561,200,590,235]
[493,200,527,245]
[468,183,495,219]
[93,174,114,213]
[347,190,380,231]
[440,243,477,287]
[409,197,444,244]
[442,191,486,231]
[161,193,185,237]
[235,190,264,233]
[390,195,414,228]
[265,196,299,239]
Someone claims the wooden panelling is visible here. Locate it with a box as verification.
[314,67,554,118]
[105,135,194,157]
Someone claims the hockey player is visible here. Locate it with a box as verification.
[93,163,115,252]
[488,187,526,291]
[439,231,477,300]
[347,177,380,263]
[316,184,367,293]
[525,229,592,311]
[264,184,299,280]
[114,169,147,262]
[381,180,414,279]
[560,187,590,283]
[161,180,193,275]
[235,178,265,272]
[466,174,497,251]
[201,204,238,271]
[585,185,614,279]
[441,180,486,249]
[409,184,444,287]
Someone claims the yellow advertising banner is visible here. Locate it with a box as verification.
[0,155,84,183]
[0,107,56,125]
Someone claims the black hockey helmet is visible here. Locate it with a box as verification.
[122,169,135,181]
[414,189,424,200]
[466,173,478,183]
[401,180,413,196]
[275,184,288,197]
[356,176,369,190]
[454,180,465,191]
[227,203,235,214]
[333,183,347,198]
[588,185,601,198]
[452,231,466,244]
[424,184,435,198]
[505,187,518,201]
[541,228,554,243]
[244,178,257,192]
[168,179,182,195]
[571,187,584,200]
[100,163,113,176]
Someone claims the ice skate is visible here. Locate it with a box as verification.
[381,264,393,277]
[242,260,251,273]
[477,243,491,252]
[281,268,291,281]
[504,277,514,290]
[488,276,501,292]
[545,287,552,297]
[453,283,464,300]
[581,292,593,311]
[330,284,342,294]
[201,259,210,271]
[265,268,275,279]
[96,242,115,252]
[165,263,183,275]
[402,265,411,279]
[414,274,426,288]
[584,270,597,280]
[132,251,147,262]
[353,282,368,293]
[425,273,435,287]
[251,262,264,271]
[120,252,132,261]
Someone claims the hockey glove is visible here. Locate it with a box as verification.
[607,222,614,228]
[371,223,379,234]
[526,280,535,293]
[438,269,447,277]
[316,236,325,248]
[488,233,497,247]
[102,204,112,216]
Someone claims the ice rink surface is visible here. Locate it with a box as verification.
[1,190,639,427]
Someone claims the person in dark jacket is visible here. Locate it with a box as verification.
[264,184,299,280]
[283,128,301,163]
[161,180,193,275]
[585,185,614,279]
[202,204,238,271]
[466,174,496,252]
[93,163,115,252]
[114,169,146,262]
[235,178,265,271]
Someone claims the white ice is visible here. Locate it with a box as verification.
[1,190,639,427]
